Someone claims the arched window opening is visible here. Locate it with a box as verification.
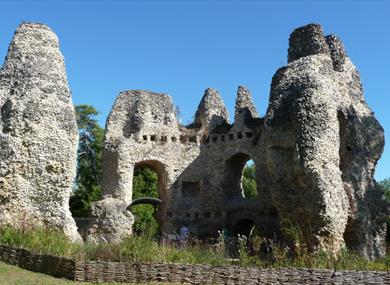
[242,159,257,199]
[132,166,159,237]
[224,153,258,199]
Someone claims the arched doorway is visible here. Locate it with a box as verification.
[224,153,258,199]
[131,160,168,236]
[232,218,255,237]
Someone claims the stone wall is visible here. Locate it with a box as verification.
[261,24,388,258]
[87,87,266,242]
[89,23,388,259]
[0,22,387,260]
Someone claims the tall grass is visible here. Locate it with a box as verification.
[1,225,390,271]
[0,225,82,258]
[0,226,227,265]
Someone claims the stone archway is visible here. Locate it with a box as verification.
[232,218,255,237]
[131,160,169,235]
[223,152,258,199]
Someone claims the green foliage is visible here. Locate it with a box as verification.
[2,225,390,271]
[379,178,390,200]
[70,105,104,218]
[131,167,159,236]
[0,226,82,258]
[242,162,257,198]
[0,225,226,265]
[378,178,390,242]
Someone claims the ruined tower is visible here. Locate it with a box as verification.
[262,24,388,258]
[0,22,385,259]
[88,24,388,258]
[0,23,80,241]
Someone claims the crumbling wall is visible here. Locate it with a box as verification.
[262,24,388,258]
[0,23,80,241]
[0,22,385,259]
[88,86,267,242]
[93,24,387,258]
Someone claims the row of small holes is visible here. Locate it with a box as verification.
[142,135,198,144]
[167,211,222,219]
[204,131,253,144]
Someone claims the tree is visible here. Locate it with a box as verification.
[131,167,159,236]
[378,178,390,241]
[379,178,390,200]
[242,162,257,198]
[70,105,104,218]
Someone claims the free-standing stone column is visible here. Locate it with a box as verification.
[263,23,388,258]
[0,23,81,241]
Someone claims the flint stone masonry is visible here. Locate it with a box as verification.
[0,23,80,241]
[89,23,388,259]
[0,21,387,260]
[262,23,388,258]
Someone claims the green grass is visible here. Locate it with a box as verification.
[0,226,228,265]
[1,225,390,271]
[0,262,179,285]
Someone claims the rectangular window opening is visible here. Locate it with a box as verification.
[189,136,197,143]
[245,132,253,138]
[182,181,201,198]
[179,135,187,143]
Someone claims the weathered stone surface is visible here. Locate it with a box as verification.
[194,88,229,131]
[86,198,133,243]
[234,85,258,128]
[0,23,80,241]
[84,23,387,258]
[87,90,190,242]
[0,21,385,259]
[262,23,388,258]
[88,86,264,242]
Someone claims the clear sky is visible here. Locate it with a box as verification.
[0,0,389,180]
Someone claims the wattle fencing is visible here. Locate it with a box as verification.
[1,244,390,284]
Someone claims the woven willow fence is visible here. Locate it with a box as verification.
[1,245,390,284]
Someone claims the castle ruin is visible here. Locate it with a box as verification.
[0,22,388,259]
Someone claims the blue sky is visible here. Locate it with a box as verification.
[0,1,389,180]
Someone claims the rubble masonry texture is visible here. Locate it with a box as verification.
[0,23,81,241]
[87,24,388,259]
[0,23,387,258]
